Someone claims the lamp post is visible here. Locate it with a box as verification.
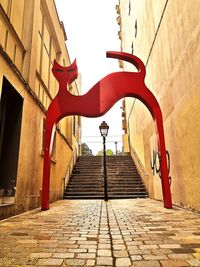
[99,121,109,202]
[115,141,118,155]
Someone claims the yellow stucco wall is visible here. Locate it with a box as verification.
[0,0,81,218]
[119,0,200,211]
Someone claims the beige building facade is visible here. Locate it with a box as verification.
[118,0,200,211]
[0,0,81,218]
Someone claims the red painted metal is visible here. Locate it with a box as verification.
[42,51,172,210]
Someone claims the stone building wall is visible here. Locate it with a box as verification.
[0,0,81,218]
[118,0,200,211]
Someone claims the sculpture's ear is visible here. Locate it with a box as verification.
[53,59,62,68]
[72,58,77,67]
[53,59,57,65]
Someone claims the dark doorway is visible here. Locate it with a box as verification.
[0,77,23,196]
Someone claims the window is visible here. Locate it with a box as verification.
[36,8,56,95]
[40,19,51,88]
[0,0,25,71]
[35,8,58,109]
[0,0,25,38]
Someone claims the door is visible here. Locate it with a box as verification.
[0,77,23,196]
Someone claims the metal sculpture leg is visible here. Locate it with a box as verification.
[41,118,56,210]
[154,108,172,208]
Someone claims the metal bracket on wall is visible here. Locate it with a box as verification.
[150,149,172,186]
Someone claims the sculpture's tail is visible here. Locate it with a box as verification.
[106,51,146,78]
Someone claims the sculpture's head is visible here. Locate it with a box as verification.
[52,59,78,85]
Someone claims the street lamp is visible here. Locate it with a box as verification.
[99,121,109,201]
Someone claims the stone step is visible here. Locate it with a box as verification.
[70,176,141,179]
[107,176,141,179]
[108,194,148,198]
[71,174,141,177]
[68,181,145,186]
[64,191,147,197]
[65,190,147,195]
[69,181,143,185]
[71,175,140,178]
[67,186,146,190]
[69,177,142,181]
[77,167,136,170]
[63,195,104,199]
[77,163,137,166]
[64,190,103,193]
[63,194,148,199]
[69,179,103,182]
[109,187,146,190]
[64,194,104,198]
[68,182,145,186]
[68,181,143,185]
[70,176,103,179]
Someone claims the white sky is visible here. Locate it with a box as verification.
[55,0,123,155]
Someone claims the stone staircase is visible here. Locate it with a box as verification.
[63,155,148,199]
[106,156,148,198]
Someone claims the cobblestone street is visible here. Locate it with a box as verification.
[0,199,200,266]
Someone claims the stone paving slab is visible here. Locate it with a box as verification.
[0,199,200,266]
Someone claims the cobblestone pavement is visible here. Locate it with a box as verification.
[0,199,200,267]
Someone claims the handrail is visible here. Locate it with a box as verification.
[62,150,78,195]
[129,143,149,181]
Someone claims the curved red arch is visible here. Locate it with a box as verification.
[42,51,172,210]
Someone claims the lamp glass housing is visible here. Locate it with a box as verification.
[99,121,109,137]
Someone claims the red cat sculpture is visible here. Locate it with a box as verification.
[42,51,172,210]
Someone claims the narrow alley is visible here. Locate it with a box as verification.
[0,1,200,266]
[0,199,200,266]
